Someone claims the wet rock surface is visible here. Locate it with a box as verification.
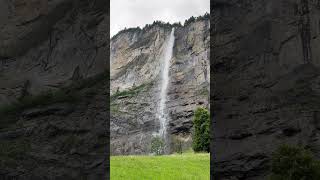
[212,0,320,179]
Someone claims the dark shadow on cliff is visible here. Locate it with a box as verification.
[211,0,320,179]
[0,0,110,179]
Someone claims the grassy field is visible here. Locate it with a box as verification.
[110,153,210,180]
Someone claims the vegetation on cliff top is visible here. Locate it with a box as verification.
[184,12,210,26]
[111,12,210,40]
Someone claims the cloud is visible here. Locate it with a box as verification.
[110,0,209,37]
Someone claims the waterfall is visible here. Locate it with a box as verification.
[158,28,175,138]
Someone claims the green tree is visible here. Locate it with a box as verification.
[270,144,320,180]
[192,107,210,152]
[151,136,165,155]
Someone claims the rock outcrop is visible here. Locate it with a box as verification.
[213,0,320,179]
[0,0,108,106]
[110,15,210,155]
[0,0,108,179]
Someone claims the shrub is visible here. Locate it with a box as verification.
[172,137,183,154]
[151,136,165,155]
[110,82,153,100]
[0,138,31,159]
[192,107,210,152]
[0,138,31,168]
[270,144,320,180]
[0,71,108,118]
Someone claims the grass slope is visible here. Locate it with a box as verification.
[111,153,210,180]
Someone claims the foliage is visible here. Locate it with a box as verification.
[111,82,152,100]
[270,144,320,180]
[184,16,196,26]
[172,137,183,154]
[151,136,165,156]
[197,88,209,96]
[111,27,142,40]
[143,21,172,31]
[112,13,210,40]
[0,71,108,127]
[110,153,209,180]
[172,22,182,27]
[0,71,108,115]
[0,90,78,129]
[0,138,31,167]
[192,107,210,152]
[110,103,119,114]
[0,138,31,158]
[0,90,78,117]
[184,12,210,26]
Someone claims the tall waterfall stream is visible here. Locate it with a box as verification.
[158,28,175,141]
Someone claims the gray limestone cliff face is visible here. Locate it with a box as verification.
[0,0,108,106]
[0,0,108,179]
[110,17,210,155]
[213,0,320,179]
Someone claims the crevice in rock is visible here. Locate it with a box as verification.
[299,0,312,63]
[282,127,301,137]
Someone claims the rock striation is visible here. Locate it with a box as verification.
[110,15,210,155]
[213,0,320,179]
[0,0,108,179]
[0,0,108,106]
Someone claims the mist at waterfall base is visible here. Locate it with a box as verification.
[153,28,175,153]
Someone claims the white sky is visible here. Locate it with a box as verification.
[110,0,210,37]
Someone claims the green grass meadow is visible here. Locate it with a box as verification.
[110,153,210,180]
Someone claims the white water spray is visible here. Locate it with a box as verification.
[158,28,175,138]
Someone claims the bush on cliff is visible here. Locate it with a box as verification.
[172,136,183,154]
[270,144,320,180]
[192,107,210,152]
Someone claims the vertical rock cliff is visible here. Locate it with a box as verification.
[111,15,210,155]
[213,0,320,179]
[0,0,108,179]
